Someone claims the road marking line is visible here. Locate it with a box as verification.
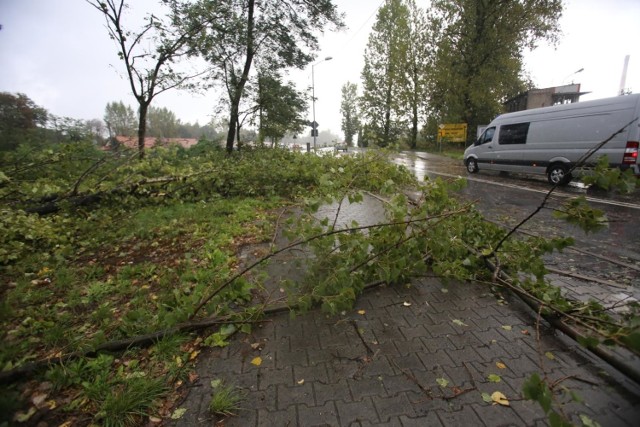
[425,170,640,210]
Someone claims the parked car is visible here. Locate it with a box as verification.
[335,142,348,152]
[463,93,640,185]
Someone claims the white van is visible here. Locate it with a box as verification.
[463,93,640,185]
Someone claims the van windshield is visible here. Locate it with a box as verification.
[476,127,495,145]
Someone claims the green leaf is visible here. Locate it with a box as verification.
[579,414,601,427]
[523,373,552,414]
[577,335,600,349]
[171,408,187,419]
[14,407,37,423]
[621,332,640,353]
[569,390,583,403]
[481,248,493,257]
[452,319,468,327]
[549,410,572,427]
[488,374,501,383]
[436,377,449,388]
[552,196,608,234]
[481,392,492,403]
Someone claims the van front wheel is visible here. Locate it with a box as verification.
[466,158,478,173]
[547,164,571,185]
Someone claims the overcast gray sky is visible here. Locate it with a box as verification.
[1,0,639,138]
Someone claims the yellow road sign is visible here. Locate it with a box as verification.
[438,123,467,143]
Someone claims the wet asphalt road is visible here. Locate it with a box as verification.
[336,148,638,293]
[396,151,640,262]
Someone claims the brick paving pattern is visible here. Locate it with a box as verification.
[168,191,640,426]
[171,277,640,426]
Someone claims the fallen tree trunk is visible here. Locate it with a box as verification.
[482,257,640,386]
[0,279,390,385]
[22,175,195,215]
[0,309,277,384]
[25,193,103,215]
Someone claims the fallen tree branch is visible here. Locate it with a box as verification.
[489,117,639,257]
[485,217,640,272]
[23,170,216,215]
[0,278,390,385]
[481,259,640,385]
[0,315,233,384]
[189,206,473,320]
[545,266,627,289]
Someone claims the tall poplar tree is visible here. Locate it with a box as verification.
[360,0,410,147]
[147,106,180,139]
[402,0,433,149]
[103,101,136,138]
[428,0,563,142]
[340,82,360,146]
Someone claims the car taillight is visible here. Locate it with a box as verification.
[623,141,639,164]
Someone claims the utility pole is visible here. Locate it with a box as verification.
[619,55,630,95]
[311,56,332,151]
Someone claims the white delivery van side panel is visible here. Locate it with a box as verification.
[524,109,630,164]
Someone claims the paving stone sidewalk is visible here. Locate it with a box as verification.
[169,193,640,426]
[170,276,640,426]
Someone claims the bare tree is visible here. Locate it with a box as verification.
[87,0,205,158]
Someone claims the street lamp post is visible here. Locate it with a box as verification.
[312,56,332,151]
[562,67,584,84]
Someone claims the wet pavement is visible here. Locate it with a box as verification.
[171,276,640,426]
[401,151,640,316]
[170,186,640,426]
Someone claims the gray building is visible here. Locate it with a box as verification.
[503,84,589,112]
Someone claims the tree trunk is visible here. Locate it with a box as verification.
[226,104,239,153]
[137,102,150,160]
[225,0,256,154]
[383,82,393,147]
[411,101,418,149]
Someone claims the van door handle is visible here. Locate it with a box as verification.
[487,145,493,149]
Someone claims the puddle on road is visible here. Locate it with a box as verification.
[393,153,429,181]
[315,193,387,228]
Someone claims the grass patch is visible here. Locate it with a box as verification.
[209,381,245,416]
[1,145,417,424]
[97,377,167,427]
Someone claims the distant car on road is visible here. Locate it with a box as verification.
[335,143,348,152]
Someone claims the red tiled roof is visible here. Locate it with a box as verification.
[115,136,199,149]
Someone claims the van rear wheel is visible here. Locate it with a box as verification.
[547,164,571,185]
[466,158,478,173]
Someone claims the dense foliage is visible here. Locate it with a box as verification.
[0,92,49,151]
[170,0,344,151]
[360,0,411,147]
[357,0,564,147]
[254,72,308,144]
[339,82,360,146]
[0,136,413,424]
[428,0,563,142]
[1,130,638,424]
